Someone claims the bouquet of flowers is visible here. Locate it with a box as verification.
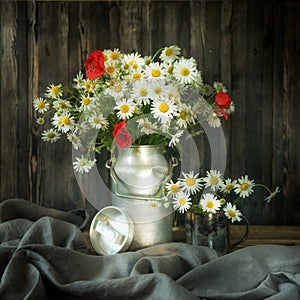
[164,169,280,222]
[33,45,235,173]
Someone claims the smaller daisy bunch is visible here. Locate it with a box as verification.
[165,169,281,223]
[33,45,235,174]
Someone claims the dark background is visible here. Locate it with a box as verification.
[0,0,299,225]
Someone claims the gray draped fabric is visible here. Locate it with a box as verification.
[0,198,299,299]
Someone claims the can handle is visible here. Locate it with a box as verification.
[95,221,125,245]
[228,215,249,249]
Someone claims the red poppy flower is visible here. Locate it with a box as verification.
[84,50,105,80]
[215,92,231,120]
[113,120,132,148]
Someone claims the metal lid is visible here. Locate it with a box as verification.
[89,206,134,255]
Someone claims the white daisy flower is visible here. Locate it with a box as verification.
[207,111,221,128]
[177,103,195,128]
[219,178,237,194]
[159,45,181,63]
[179,171,203,195]
[67,132,82,150]
[105,81,128,99]
[165,180,181,197]
[173,57,197,85]
[168,130,184,148]
[52,112,74,133]
[234,175,255,198]
[144,62,167,81]
[33,97,49,113]
[213,82,227,93]
[203,170,223,192]
[224,203,242,223]
[36,117,45,125]
[148,200,162,208]
[115,99,135,119]
[73,155,96,174]
[45,84,63,99]
[80,96,94,111]
[265,186,281,203]
[73,71,84,89]
[53,99,72,112]
[173,191,192,213]
[132,79,151,105]
[151,98,178,124]
[136,118,157,135]
[107,48,121,62]
[123,52,145,71]
[199,193,221,214]
[149,81,168,100]
[225,101,236,114]
[41,128,61,143]
[89,113,109,130]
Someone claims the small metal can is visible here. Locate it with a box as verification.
[89,206,134,255]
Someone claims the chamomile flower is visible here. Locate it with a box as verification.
[151,98,178,124]
[200,193,221,213]
[105,81,128,99]
[41,128,61,143]
[136,118,157,135]
[33,97,49,113]
[132,79,151,105]
[234,175,255,198]
[144,62,167,81]
[179,171,203,195]
[220,178,237,194]
[177,103,195,128]
[67,132,82,150]
[149,81,168,100]
[123,52,144,71]
[264,186,281,203]
[80,96,94,111]
[173,57,197,85]
[53,99,72,112]
[223,203,242,223]
[225,101,236,114]
[169,130,184,148]
[73,155,96,174]
[172,191,192,213]
[89,113,109,130]
[115,99,135,119]
[36,117,45,125]
[165,180,181,197]
[203,170,222,192]
[207,111,221,128]
[52,112,74,133]
[159,45,181,63]
[148,200,162,208]
[213,82,227,93]
[45,84,63,99]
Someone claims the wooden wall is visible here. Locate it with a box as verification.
[0,0,299,225]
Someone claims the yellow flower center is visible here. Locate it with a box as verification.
[58,102,66,109]
[225,184,233,191]
[48,133,55,139]
[110,52,119,60]
[62,116,70,125]
[170,184,179,192]
[179,198,187,206]
[210,176,219,185]
[241,183,249,191]
[180,110,187,120]
[107,65,115,73]
[93,117,101,124]
[206,201,214,209]
[180,67,190,77]
[120,104,129,113]
[139,88,148,97]
[123,64,129,70]
[114,84,122,93]
[57,119,63,125]
[168,66,174,74]
[133,73,141,80]
[186,178,195,186]
[154,87,162,94]
[37,101,45,109]
[228,210,236,218]
[220,198,226,205]
[82,97,90,106]
[84,82,91,90]
[152,69,161,77]
[133,63,138,70]
[159,103,169,113]
[51,85,59,94]
[165,48,173,56]
[129,59,136,66]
